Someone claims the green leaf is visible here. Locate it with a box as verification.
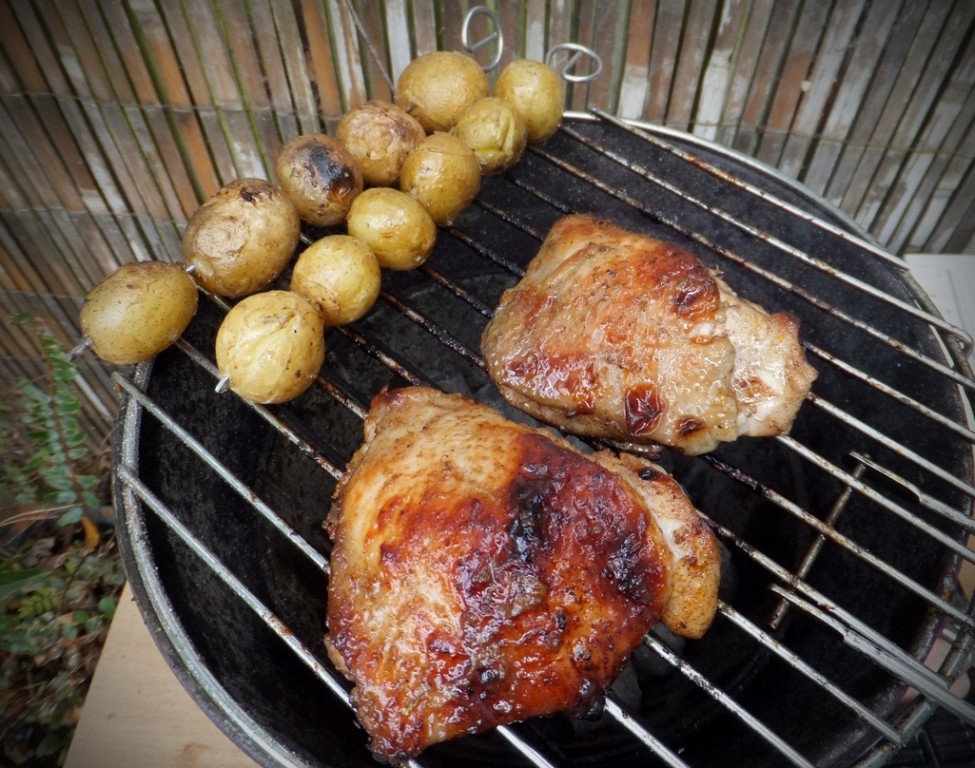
[57,507,83,526]
[20,382,48,403]
[0,568,47,601]
[41,468,73,492]
[98,596,117,619]
[14,487,38,505]
[55,392,81,414]
[82,489,103,512]
[67,446,88,461]
[49,489,78,505]
[78,474,100,490]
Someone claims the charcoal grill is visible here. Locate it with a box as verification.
[112,108,975,768]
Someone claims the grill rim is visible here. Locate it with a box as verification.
[111,113,975,768]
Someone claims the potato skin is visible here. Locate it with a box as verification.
[347,188,436,271]
[494,59,564,143]
[80,261,198,365]
[290,235,381,326]
[182,178,300,298]
[395,51,490,133]
[452,97,527,174]
[337,101,426,187]
[399,133,481,226]
[215,290,325,404]
[276,134,363,226]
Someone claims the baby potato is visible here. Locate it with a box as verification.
[347,188,436,271]
[290,235,381,326]
[337,101,426,187]
[399,133,481,226]
[395,51,489,133]
[182,178,301,298]
[494,59,564,143]
[215,290,325,404]
[80,261,198,365]
[276,133,363,227]
[451,97,527,175]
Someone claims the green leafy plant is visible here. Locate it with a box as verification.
[1,317,105,545]
[0,315,123,766]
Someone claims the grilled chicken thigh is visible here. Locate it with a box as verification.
[325,387,719,762]
[481,215,818,455]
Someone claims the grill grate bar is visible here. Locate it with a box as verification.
[527,141,975,393]
[493,729,557,768]
[378,289,486,370]
[770,585,975,726]
[768,462,865,631]
[113,373,332,570]
[697,507,957,696]
[702,452,975,632]
[583,113,904,272]
[784,430,975,543]
[334,323,431,388]
[176,331,359,468]
[783,429,975,541]
[851,452,975,526]
[447,222,529,275]
[642,633,816,768]
[419,264,494,317]
[803,342,975,445]
[583,109,974,353]
[804,396,975,500]
[717,600,904,745]
[115,463,343,693]
[602,697,692,768]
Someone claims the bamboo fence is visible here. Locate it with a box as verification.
[1,0,974,441]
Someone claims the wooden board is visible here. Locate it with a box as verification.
[64,583,259,768]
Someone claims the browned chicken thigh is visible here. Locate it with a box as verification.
[481,215,818,455]
[325,387,719,762]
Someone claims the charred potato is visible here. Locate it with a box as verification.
[494,59,564,143]
[347,188,437,271]
[182,178,301,298]
[80,261,198,365]
[337,101,426,187]
[395,51,489,133]
[275,133,363,227]
[290,235,381,326]
[399,133,481,226]
[215,290,325,404]
[451,97,528,175]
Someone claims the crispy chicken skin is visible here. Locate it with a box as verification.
[481,215,818,455]
[325,387,719,762]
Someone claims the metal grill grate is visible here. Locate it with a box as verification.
[113,112,975,768]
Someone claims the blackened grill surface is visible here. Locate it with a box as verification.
[114,116,974,768]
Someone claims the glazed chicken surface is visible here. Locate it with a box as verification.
[481,215,819,455]
[325,387,719,762]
